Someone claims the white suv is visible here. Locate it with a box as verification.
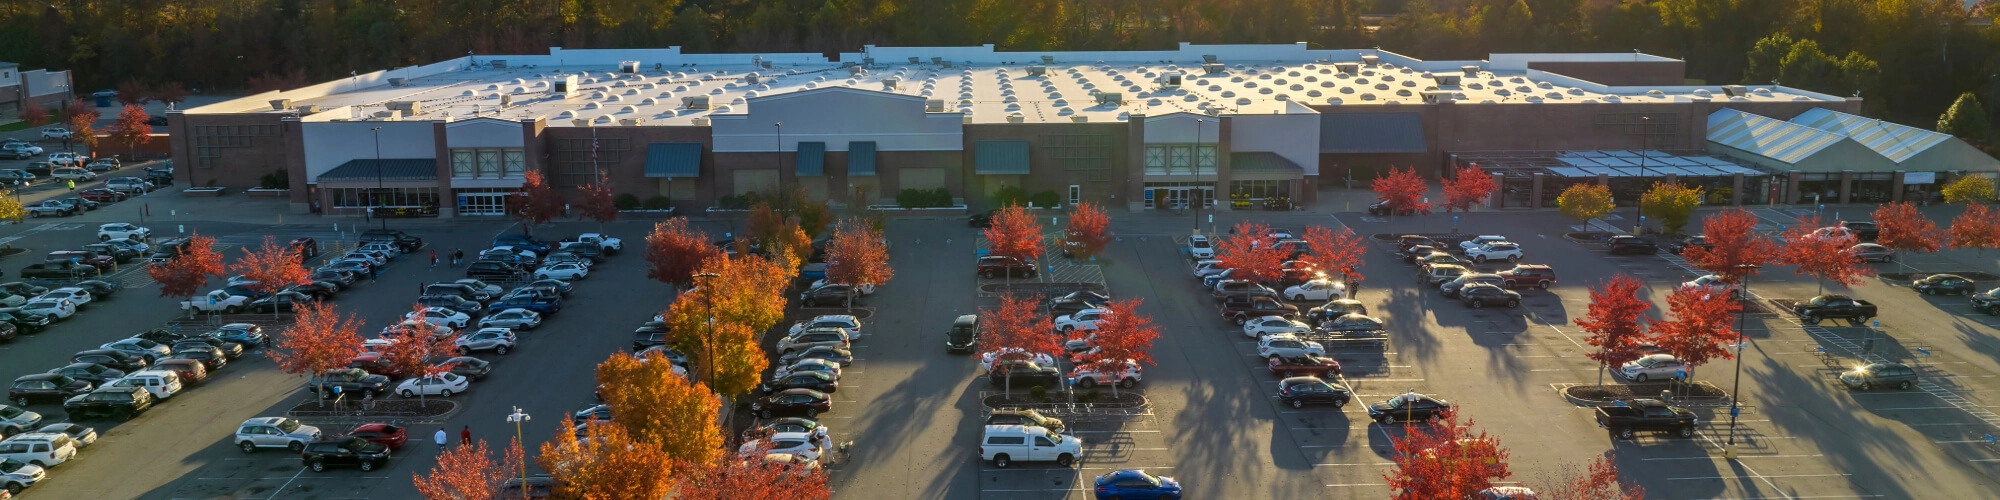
[1459,235,1508,253]
[38,128,71,140]
[0,433,76,468]
[97,223,150,242]
[44,152,80,167]
[1187,235,1215,259]
[1257,334,1326,359]
[1068,360,1141,389]
[1465,242,1524,264]
[1054,308,1109,333]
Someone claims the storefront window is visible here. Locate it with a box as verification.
[328,187,440,209]
[451,148,524,179]
[451,151,474,177]
[502,151,526,177]
[1852,173,1892,203]
[1798,174,1837,205]
[1229,180,1293,199]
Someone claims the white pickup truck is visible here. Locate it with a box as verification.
[181,290,250,314]
[559,233,623,253]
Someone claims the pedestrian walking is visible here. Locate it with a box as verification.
[460,425,471,447]
[65,179,75,191]
[430,250,438,269]
[433,428,448,454]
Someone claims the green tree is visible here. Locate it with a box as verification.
[1778,39,1842,91]
[1939,92,1993,142]
[1639,182,1704,235]
[1942,175,1995,204]
[1743,32,1796,84]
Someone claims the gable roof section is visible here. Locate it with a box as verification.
[1705,109,1846,165]
[1787,108,1951,163]
[318,159,437,181]
[1321,112,1427,153]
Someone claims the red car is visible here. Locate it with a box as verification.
[1268,354,1341,378]
[346,423,408,450]
[346,354,400,377]
[78,188,127,202]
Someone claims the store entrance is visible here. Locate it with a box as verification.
[457,192,510,216]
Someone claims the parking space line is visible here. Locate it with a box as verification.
[1642,454,1823,461]
[1669,474,1849,481]
[1313,462,1392,467]
[1326,483,1387,487]
[1070,430,1161,433]
[1871,406,1960,411]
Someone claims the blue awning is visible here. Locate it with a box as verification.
[645,143,702,178]
[796,142,826,177]
[976,140,1031,175]
[1321,112,1428,153]
[318,159,437,181]
[848,141,876,177]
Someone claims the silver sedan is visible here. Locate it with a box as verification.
[1850,243,1895,262]
[477,308,542,330]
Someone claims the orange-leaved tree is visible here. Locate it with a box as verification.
[825,217,893,310]
[1216,221,1286,285]
[1777,216,1874,295]
[646,218,723,287]
[508,170,564,236]
[1073,298,1160,398]
[1652,286,1741,381]
[1372,165,1432,217]
[1950,204,2000,255]
[1681,209,1775,287]
[1873,201,1943,273]
[20,105,48,126]
[595,350,722,465]
[983,205,1046,263]
[412,437,524,500]
[1300,225,1366,288]
[1574,275,1652,390]
[1440,165,1497,213]
[230,236,310,320]
[378,305,457,406]
[1382,413,1511,498]
[662,255,788,397]
[537,416,678,500]
[107,104,152,160]
[982,293,1059,397]
[266,302,365,405]
[1063,201,1113,261]
[149,233,225,315]
[1534,455,1646,500]
[66,106,99,150]
[672,447,833,500]
[576,171,617,230]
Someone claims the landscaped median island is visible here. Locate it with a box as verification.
[1558,381,1731,407]
[284,398,458,423]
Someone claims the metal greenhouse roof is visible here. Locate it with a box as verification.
[1787,108,1952,163]
[1706,109,1847,165]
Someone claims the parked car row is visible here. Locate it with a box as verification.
[0,279,117,345]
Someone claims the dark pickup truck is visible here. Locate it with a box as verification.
[306,368,393,397]
[1594,399,1698,439]
[20,261,98,280]
[359,229,423,253]
[1219,296,1299,325]
[1795,294,1877,325]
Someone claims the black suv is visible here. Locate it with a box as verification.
[466,261,528,281]
[977,255,1037,279]
[1606,235,1659,255]
[10,373,92,405]
[301,437,392,472]
[147,237,193,263]
[425,283,495,302]
[73,349,148,372]
[1368,200,1418,216]
[799,284,857,308]
[360,229,423,253]
[417,295,483,314]
[1842,221,1879,241]
[63,386,153,420]
[1047,291,1110,318]
[1496,265,1557,290]
[1458,283,1522,308]
[988,360,1062,389]
[307,368,392,397]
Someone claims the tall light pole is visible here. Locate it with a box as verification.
[1193,118,1204,235]
[371,126,385,229]
[693,272,720,385]
[774,122,784,179]
[1724,264,1761,458]
[506,406,530,499]
[1633,116,1651,233]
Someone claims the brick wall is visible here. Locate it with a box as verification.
[540,125,713,212]
[169,112,293,189]
[961,122,1129,209]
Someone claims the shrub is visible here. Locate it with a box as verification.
[642,196,673,210]
[1028,385,1048,402]
[1080,388,1099,401]
[613,193,640,210]
[257,170,288,189]
[897,188,957,208]
[993,186,1029,207]
[1030,190,1061,208]
[932,188,955,207]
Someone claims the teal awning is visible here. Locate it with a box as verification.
[848,141,876,176]
[976,140,1031,175]
[645,143,703,178]
[796,142,826,177]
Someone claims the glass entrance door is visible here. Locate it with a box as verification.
[457,192,510,216]
[1162,188,1188,210]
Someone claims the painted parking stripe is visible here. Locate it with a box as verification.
[1313,462,1393,467]
[1667,473,1850,481]
[1641,454,1823,461]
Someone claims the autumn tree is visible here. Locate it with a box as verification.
[19,106,48,126]
[105,105,153,161]
[1215,221,1286,286]
[1638,182,1703,235]
[0,190,20,222]
[1072,298,1160,398]
[672,449,833,500]
[1872,201,1942,272]
[745,203,813,270]
[1557,184,1616,228]
[1949,204,2000,255]
[1382,414,1511,499]
[1440,165,1497,213]
[1681,209,1776,287]
[576,171,617,230]
[1575,275,1651,391]
[537,417,678,500]
[773,186,834,238]
[1778,217,1874,295]
[413,438,524,500]
[981,293,1060,397]
[149,233,225,314]
[115,79,152,106]
[1063,201,1113,261]
[595,350,723,465]
[509,170,563,236]
[1535,455,1645,500]
[661,255,789,396]
[66,107,100,151]
[266,302,365,405]
[230,236,310,319]
[1372,165,1431,217]
[825,217,893,309]
[1300,225,1366,289]
[645,218,723,287]
[1652,287,1741,381]
[152,82,189,106]
[378,306,457,406]
[1942,175,1994,204]
[983,205,1046,263]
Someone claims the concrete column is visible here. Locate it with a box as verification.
[1891,171,1906,203]
[1529,172,1545,209]
[1597,173,1609,187]
[1214,117,1234,212]
[1489,172,1505,209]
[1663,173,1677,187]
[1838,170,1854,204]
[1785,171,1802,204]
[1730,173,1745,206]
[1125,114,1147,212]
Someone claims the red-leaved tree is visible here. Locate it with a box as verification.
[1950,204,2000,255]
[1652,286,1741,381]
[576,171,617,231]
[1072,298,1160,397]
[67,107,99,151]
[981,293,1060,397]
[645,218,722,287]
[1873,202,1943,266]
[825,217,893,310]
[1575,275,1652,391]
[1440,165,1498,213]
[983,205,1046,263]
[1300,225,1366,289]
[672,447,833,500]
[267,302,365,405]
[148,234,225,313]
[1216,221,1286,285]
[1778,216,1874,295]
[1681,209,1776,287]
[413,437,525,500]
[1372,165,1432,217]
[1383,414,1511,498]
[1064,201,1113,261]
[20,105,48,126]
[152,82,190,107]
[1535,455,1645,500]
[107,104,152,160]
[230,236,310,320]
[509,170,564,236]
[380,305,458,407]
[115,79,152,106]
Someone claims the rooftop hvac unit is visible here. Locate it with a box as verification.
[882,77,899,90]
[926,99,946,112]
[620,118,646,126]
[1335,63,1359,75]
[1157,73,1182,88]
[499,95,513,107]
[1361,55,1380,66]
[1460,65,1479,78]
[931,57,944,65]
[297,105,322,115]
[1026,66,1047,76]
[1421,91,1455,104]
[268,99,292,110]
[1042,55,1055,64]
[619,61,640,73]
[692,117,710,126]
[908,57,920,64]
[682,96,710,109]
[744,74,761,85]
[863,58,876,67]
[1721,85,1747,98]
[571,119,592,127]
[387,101,423,115]
[490,60,507,69]
[941,61,953,68]
[1432,75,1462,87]
[1202,55,1219,64]
[553,75,579,99]
[388,78,406,87]
[654,63,664,72]
[1096,92,1123,105]
[760,60,773,69]
[847,65,866,76]
[1202,63,1225,75]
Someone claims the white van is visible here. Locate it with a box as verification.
[0,433,79,468]
[980,425,1082,468]
[108,371,183,400]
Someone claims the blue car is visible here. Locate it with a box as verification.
[206,323,270,347]
[1202,268,1238,289]
[491,234,552,256]
[1094,469,1181,500]
[487,295,560,315]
